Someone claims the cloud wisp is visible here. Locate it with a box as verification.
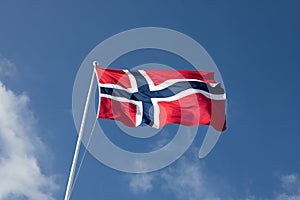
[129,174,154,194]
[273,173,300,200]
[0,55,16,77]
[128,154,221,200]
[161,157,221,200]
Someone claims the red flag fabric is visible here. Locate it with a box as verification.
[95,67,226,131]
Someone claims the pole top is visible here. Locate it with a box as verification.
[93,61,99,67]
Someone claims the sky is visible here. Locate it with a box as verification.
[0,0,300,200]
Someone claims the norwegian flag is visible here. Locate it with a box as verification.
[94,67,226,131]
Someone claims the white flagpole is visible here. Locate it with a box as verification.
[64,61,99,200]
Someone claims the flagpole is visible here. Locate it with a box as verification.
[64,61,99,200]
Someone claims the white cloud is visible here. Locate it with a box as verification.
[128,170,300,200]
[280,174,299,191]
[247,173,300,200]
[0,55,16,77]
[128,154,221,200]
[274,174,300,200]
[0,80,57,199]
[129,174,154,194]
[161,158,220,200]
[274,193,300,200]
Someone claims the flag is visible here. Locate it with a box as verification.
[94,67,226,131]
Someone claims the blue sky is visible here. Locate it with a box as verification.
[0,0,300,200]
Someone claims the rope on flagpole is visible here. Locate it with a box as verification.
[64,61,99,200]
[70,117,98,194]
